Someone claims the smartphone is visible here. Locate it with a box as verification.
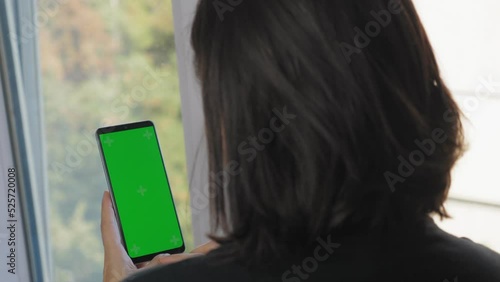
[96,120,185,263]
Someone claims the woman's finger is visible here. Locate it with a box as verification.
[135,262,148,269]
[101,191,122,250]
[138,241,219,270]
[144,253,202,269]
[191,240,220,254]
[144,253,172,268]
[101,191,138,282]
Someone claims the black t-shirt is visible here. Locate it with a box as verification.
[124,218,500,282]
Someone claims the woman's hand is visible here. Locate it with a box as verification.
[101,191,219,282]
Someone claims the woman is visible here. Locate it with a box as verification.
[102,0,500,281]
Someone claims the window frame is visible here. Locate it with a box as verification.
[0,0,52,280]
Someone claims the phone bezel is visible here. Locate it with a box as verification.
[96,120,185,264]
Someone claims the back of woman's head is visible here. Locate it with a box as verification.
[191,0,464,261]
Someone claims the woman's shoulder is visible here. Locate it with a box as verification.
[123,252,252,282]
[124,222,500,282]
[410,219,500,281]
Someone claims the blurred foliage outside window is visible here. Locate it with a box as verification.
[39,0,192,281]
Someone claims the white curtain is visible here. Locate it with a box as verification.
[172,0,211,246]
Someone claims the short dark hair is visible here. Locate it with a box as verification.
[191,0,464,262]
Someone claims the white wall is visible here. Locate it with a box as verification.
[415,0,500,252]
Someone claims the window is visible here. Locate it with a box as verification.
[415,0,500,251]
[38,0,192,281]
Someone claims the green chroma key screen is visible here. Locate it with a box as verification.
[98,122,183,260]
